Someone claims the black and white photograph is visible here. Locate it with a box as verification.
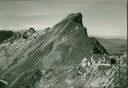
[0,0,127,88]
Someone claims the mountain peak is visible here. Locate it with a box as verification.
[1,12,123,88]
[62,12,83,25]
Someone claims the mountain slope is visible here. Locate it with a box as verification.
[0,13,126,88]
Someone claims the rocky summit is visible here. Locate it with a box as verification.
[0,13,127,88]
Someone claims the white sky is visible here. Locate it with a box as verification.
[0,0,127,37]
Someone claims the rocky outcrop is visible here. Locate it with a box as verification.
[22,28,36,39]
[0,13,126,88]
[0,28,36,45]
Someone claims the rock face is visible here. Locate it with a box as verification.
[22,28,36,39]
[90,37,109,55]
[0,13,127,88]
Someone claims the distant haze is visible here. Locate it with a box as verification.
[0,0,127,38]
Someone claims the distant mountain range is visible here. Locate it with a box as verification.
[90,34,127,39]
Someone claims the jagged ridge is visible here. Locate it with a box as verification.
[0,13,125,88]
